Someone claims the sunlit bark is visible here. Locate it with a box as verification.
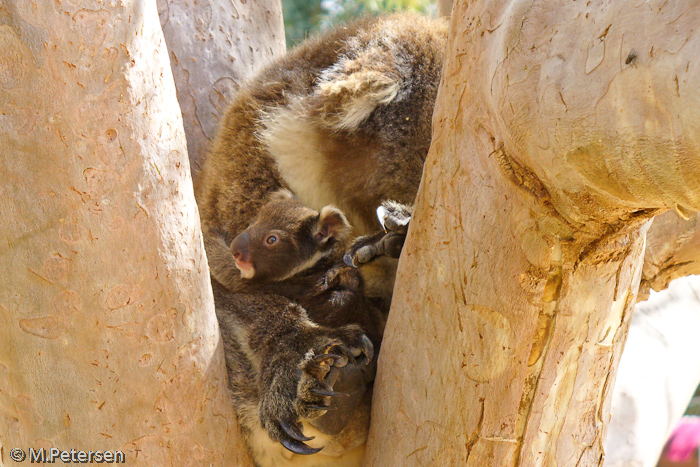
[0,2,246,465]
[365,0,700,465]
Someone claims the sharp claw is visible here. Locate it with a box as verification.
[316,352,348,368]
[360,335,374,364]
[322,342,344,354]
[314,353,343,364]
[331,344,355,361]
[310,386,350,397]
[279,419,314,442]
[376,206,388,231]
[343,251,359,268]
[279,436,323,455]
[305,404,337,411]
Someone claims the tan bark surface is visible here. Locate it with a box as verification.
[436,0,454,17]
[0,2,250,465]
[365,0,700,466]
[641,211,700,298]
[157,0,285,177]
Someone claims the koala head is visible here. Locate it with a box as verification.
[230,190,351,281]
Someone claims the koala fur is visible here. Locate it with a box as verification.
[196,13,446,240]
[208,192,384,466]
[195,13,447,467]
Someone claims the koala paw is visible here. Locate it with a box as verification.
[318,263,361,290]
[261,326,374,455]
[343,200,412,267]
[376,200,411,235]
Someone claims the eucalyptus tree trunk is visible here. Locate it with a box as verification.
[0,2,248,465]
[157,0,285,177]
[436,0,453,17]
[364,0,700,465]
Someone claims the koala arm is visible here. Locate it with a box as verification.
[212,282,373,457]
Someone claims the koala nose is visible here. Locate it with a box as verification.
[231,231,250,260]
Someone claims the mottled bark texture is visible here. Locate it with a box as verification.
[0,2,251,466]
[157,0,285,177]
[605,275,700,467]
[364,1,700,466]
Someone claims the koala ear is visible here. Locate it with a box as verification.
[314,206,351,244]
[269,188,294,201]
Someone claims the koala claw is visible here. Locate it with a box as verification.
[359,334,374,364]
[279,436,323,456]
[376,203,410,234]
[316,352,348,368]
[280,419,314,442]
[304,404,337,411]
[311,385,350,398]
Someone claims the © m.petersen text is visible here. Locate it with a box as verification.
[22,448,125,463]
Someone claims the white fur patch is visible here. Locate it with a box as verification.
[258,104,338,214]
[235,260,256,279]
[317,77,399,131]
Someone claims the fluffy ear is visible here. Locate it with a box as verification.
[314,206,351,244]
[269,188,294,201]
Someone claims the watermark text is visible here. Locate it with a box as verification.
[9,448,125,463]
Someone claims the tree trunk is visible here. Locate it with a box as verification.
[364,1,700,465]
[157,0,285,177]
[604,275,700,467]
[640,211,700,299]
[436,0,453,17]
[0,2,248,465]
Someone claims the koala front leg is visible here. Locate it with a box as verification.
[344,200,413,267]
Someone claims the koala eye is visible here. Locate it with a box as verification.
[265,234,277,245]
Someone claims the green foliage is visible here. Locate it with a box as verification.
[281,1,325,49]
[282,0,436,49]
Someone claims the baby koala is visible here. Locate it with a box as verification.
[207,190,385,466]
[212,190,385,336]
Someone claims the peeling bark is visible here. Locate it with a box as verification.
[364,0,700,465]
[157,0,285,177]
[0,2,248,465]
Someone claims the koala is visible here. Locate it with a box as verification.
[196,13,447,299]
[212,190,385,346]
[195,12,447,467]
[208,191,385,466]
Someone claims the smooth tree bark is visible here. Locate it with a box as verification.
[0,2,250,465]
[156,0,285,176]
[604,275,700,467]
[640,211,700,298]
[436,0,454,17]
[365,1,700,466]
